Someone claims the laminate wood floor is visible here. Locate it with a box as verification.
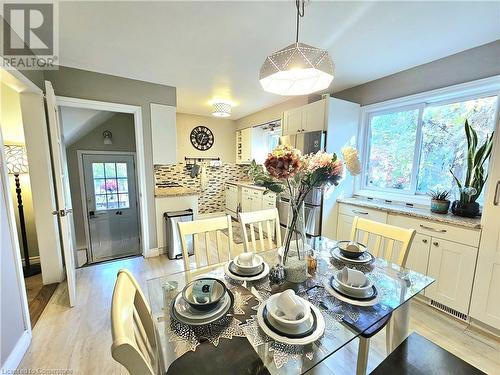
[18,252,499,374]
[24,273,58,328]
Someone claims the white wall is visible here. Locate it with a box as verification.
[176,113,236,163]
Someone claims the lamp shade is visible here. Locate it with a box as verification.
[259,42,334,96]
[212,102,231,118]
[4,145,29,174]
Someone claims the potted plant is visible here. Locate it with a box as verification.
[428,189,451,214]
[450,120,494,218]
[249,145,361,283]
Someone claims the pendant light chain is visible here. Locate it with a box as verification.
[295,0,305,43]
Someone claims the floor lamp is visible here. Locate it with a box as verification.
[5,145,41,277]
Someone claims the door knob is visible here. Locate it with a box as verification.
[433,241,439,247]
[422,239,428,244]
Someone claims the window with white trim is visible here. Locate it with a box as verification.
[362,93,498,201]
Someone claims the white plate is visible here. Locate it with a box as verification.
[229,260,265,276]
[174,292,230,320]
[256,300,325,345]
[331,247,374,264]
[224,261,269,281]
[170,291,233,326]
[323,278,380,307]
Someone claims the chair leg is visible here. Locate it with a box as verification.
[385,318,393,355]
[356,337,370,375]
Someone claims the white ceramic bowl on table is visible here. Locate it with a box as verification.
[233,253,264,275]
[333,270,373,298]
[266,290,311,329]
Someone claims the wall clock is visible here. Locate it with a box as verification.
[190,126,214,151]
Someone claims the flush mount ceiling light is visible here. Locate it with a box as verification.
[212,102,231,117]
[259,0,334,96]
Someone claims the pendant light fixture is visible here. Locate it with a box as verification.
[259,0,334,96]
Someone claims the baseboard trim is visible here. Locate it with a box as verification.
[0,330,31,371]
[21,255,40,266]
[145,247,160,258]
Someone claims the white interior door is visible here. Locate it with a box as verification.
[44,81,77,307]
[82,153,140,262]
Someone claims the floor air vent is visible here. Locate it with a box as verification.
[429,300,468,322]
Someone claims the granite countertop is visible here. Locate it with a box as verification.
[155,187,199,198]
[337,197,482,229]
[226,181,267,191]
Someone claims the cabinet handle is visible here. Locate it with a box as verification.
[494,181,500,206]
[422,239,428,244]
[420,224,447,233]
[352,210,369,215]
[433,241,439,247]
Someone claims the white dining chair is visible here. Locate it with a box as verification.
[238,208,282,253]
[111,269,164,375]
[350,216,416,375]
[178,215,234,272]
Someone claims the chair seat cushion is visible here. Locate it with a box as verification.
[360,313,392,338]
[370,332,485,375]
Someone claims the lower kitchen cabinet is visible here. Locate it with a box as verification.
[405,233,431,284]
[425,238,478,315]
[336,213,354,240]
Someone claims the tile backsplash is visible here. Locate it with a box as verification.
[155,163,249,214]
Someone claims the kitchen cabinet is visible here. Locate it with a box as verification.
[150,103,177,164]
[404,233,431,278]
[226,184,276,215]
[426,239,478,315]
[282,99,326,136]
[470,131,500,329]
[336,213,354,241]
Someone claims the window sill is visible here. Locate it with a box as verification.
[354,189,431,208]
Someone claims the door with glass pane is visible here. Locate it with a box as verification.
[82,154,140,262]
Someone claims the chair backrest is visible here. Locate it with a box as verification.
[111,269,162,375]
[350,216,416,267]
[238,208,282,253]
[177,215,234,271]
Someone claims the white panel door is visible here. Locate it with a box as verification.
[426,238,478,314]
[470,129,500,329]
[45,81,77,307]
[405,233,431,276]
[241,194,252,212]
[82,154,140,262]
[285,108,302,135]
[150,103,176,164]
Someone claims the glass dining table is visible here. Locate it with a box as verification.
[147,237,434,374]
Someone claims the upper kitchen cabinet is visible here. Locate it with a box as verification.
[282,99,327,135]
[151,103,177,165]
[236,127,252,164]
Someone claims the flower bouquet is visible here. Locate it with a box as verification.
[249,144,361,282]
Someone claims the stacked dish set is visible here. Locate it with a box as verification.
[330,241,374,265]
[256,289,325,344]
[225,252,270,281]
[170,278,234,325]
[325,266,379,306]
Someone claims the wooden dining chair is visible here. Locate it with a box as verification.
[238,208,282,253]
[111,269,164,375]
[178,215,234,272]
[350,216,416,375]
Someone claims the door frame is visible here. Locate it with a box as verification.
[55,96,151,256]
[77,150,139,263]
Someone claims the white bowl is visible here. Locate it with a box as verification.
[266,293,311,329]
[234,254,263,274]
[333,270,373,297]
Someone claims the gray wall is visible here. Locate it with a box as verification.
[331,41,500,106]
[44,66,176,249]
[1,175,27,366]
[66,113,136,251]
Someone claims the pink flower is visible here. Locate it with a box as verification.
[264,145,302,179]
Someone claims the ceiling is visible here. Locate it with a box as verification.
[58,1,500,119]
[59,107,115,145]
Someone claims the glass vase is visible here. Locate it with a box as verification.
[282,201,308,283]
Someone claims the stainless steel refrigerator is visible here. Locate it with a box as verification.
[277,130,326,238]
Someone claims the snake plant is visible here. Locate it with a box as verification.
[450,119,494,204]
